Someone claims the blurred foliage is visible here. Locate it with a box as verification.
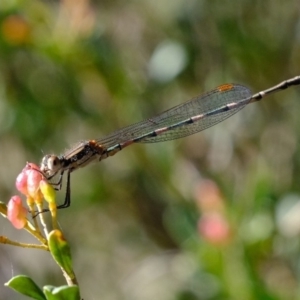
[1,0,300,299]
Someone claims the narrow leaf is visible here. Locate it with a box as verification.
[5,275,46,300]
[44,285,80,300]
[48,230,75,278]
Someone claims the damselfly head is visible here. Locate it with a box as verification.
[40,155,62,177]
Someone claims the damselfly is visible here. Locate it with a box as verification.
[40,76,300,208]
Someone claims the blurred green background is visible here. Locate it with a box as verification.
[1,0,300,299]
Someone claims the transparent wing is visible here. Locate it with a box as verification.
[95,84,252,149]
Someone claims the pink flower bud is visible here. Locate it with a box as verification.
[15,163,42,197]
[7,196,27,229]
[27,169,43,198]
[15,171,28,196]
[198,213,231,245]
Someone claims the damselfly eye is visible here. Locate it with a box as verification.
[40,155,62,177]
[47,156,61,170]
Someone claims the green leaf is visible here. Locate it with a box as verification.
[5,275,46,300]
[44,285,80,300]
[48,230,75,279]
